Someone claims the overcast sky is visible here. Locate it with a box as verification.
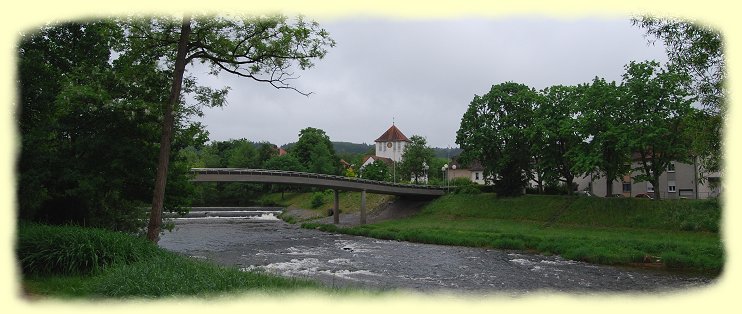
[192,17,668,148]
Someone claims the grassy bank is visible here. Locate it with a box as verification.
[18,223,326,298]
[302,194,723,274]
[260,191,394,219]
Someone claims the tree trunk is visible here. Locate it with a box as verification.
[652,174,661,200]
[146,15,192,243]
[605,176,613,197]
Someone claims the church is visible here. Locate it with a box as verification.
[360,124,425,183]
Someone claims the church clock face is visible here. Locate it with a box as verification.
[387,142,393,148]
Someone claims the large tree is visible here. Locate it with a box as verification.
[125,15,335,242]
[290,127,339,175]
[531,85,587,194]
[399,135,435,184]
[632,17,724,174]
[17,21,205,231]
[622,60,694,200]
[572,77,631,197]
[456,82,538,196]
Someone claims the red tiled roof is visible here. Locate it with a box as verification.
[374,124,411,143]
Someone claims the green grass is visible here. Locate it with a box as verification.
[260,191,394,217]
[302,194,723,274]
[18,223,328,298]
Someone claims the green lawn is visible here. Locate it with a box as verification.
[303,194,723,274]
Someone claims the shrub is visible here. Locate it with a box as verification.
[310,192,325,209]
[17,223,159,276]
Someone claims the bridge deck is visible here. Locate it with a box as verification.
[191,168,445,197]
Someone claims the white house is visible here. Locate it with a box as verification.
[448,158,491,185]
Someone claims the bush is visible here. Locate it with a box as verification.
[450,177,473,187]
[455,184,482,195]
[17,223,159,276]
[310,192,326,209]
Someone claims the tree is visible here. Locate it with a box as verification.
[399,135,434,184]
[572,77,631,197]
[632,17,724,114]
[256,142,279,168]
[17,21,205,231]
[290,127,339,175]
[633,17,724,174]
[456,82,538,196]
[622,61,694,200]
[225,139,258,168]
[126,15,335,242]
[361,160,391,182]
[531,85,587,195]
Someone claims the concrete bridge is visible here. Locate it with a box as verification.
[191,168,445,225]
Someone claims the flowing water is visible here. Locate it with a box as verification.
[158,209,714,295]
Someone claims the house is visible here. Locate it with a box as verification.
[448,157,490,185]
[574,158,722,199]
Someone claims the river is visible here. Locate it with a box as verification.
[158,209,714,295]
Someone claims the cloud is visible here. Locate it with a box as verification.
[194,17,667,148]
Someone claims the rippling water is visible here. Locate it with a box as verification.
[158,214,714,295]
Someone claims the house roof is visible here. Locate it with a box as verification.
[374,124,411,143]
[451,156,484,171]
[361,155,394,167]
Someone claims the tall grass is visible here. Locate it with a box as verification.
[18,223,325,298]
[17,223,159,276]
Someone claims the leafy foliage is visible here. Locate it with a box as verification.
[290,127,339,175]
[633,17,724,174]
[621,61,695,199]
[360,159,391,182]
[531,85,586,194]
[572,77,631,196]
[457,82,538,196]
[399,135,434,184]
[17,21,204,232]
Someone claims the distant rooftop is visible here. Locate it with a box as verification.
[374,124,411,143]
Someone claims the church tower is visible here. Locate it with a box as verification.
[374,124,411,162]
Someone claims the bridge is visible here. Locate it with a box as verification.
[191,168,445,225]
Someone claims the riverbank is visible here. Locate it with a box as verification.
[17,223,330,299]
[300,194,723,274]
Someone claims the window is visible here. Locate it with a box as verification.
[667,162,676,173]
[622,182,631,193]
[647,182,654,193]
[475,172,480,180]
[668,180,676,193]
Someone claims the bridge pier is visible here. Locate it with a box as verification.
[360,190,367,225]
[333,189,340,224]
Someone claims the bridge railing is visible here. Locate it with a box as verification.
[191,168,444,190]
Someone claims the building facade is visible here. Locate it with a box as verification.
[574,159,721,199]
[448,158,490,185]
[374,124,411,162]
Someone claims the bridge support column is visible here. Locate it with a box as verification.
[360,190,367,225]
[333,189,340,224]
